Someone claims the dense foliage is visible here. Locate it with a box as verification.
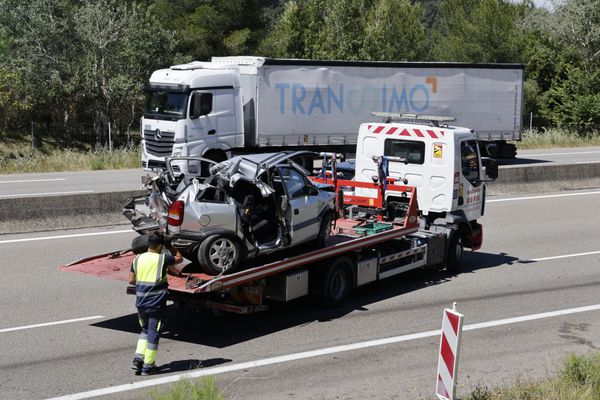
[0,0,598,136]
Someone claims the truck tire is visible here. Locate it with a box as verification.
[197,234,241,275]
[315,212,333,248]
[445,233,463,273]
[318,257,353,307]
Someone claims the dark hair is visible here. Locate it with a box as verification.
[147,233,162,247]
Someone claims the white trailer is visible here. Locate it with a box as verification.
[141,57,523,174]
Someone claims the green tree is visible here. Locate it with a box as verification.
[150,0,279,61]
[261,0,369,60]
[547,0,600,72]
[432,0,526,63]
[0,0,78,126]
[73,0,176,133]
[361,0,427,61]
[545,65,600,134]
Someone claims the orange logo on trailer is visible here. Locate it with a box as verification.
[433,144,443,159]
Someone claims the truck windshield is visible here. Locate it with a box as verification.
[144,91,188,121]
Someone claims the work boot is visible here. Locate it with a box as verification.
[131,358,143,374]
[141,363,158,376]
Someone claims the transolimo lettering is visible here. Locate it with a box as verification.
[275,83,430,115]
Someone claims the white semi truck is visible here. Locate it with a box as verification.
[141,57,523,174]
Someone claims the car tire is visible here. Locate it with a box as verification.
[197,234,241,275]
[445,232,463,273]
[315,212,333,248]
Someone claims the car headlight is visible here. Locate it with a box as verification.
[198,215,211,226]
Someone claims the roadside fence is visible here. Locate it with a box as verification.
[30,121,141,150]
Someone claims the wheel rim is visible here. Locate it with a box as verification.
[330,270,347,300]
[208,238,237,270]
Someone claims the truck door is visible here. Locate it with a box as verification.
[188,91,217,148]
[277,166,321,245]
[458,139,484,221]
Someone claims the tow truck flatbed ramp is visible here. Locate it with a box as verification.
[60,217,418,295]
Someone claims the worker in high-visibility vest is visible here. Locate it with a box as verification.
[129,233,183,375]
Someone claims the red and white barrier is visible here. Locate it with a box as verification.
[436,303,464,400]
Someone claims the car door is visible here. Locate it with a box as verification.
[277,166,321,245]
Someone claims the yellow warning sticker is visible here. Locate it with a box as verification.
[369,198,374,206]
[433,144,443,158]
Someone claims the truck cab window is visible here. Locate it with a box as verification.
[461,140,480,184]
[144,91,188,121]
[190,93,213,118]
[384,139,425,164]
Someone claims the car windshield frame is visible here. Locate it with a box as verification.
[143,89,189,121]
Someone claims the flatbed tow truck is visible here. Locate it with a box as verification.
[61,114,497,313]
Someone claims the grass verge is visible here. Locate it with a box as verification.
[0,143,140,174]
[462,353,600,400]
[516,128,600,149]
[148,377,224,400]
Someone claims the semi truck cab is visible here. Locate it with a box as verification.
[142,61,245,174]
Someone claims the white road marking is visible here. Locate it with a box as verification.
[576,161,600,164]
[0,190,93,198]
[0,230,133,245]
[0,178,66,184]
[488,191,600,203]
[0,316,104,334]
[522,150,600,157]
[45,303,600,400]
[528,250,600,262]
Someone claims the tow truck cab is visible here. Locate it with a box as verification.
[354,114,498,251]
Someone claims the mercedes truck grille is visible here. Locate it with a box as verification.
[143,129,175,157]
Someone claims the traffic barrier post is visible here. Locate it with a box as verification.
[435,302,464,400]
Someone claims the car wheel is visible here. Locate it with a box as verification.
[445,232,463,273]
[315,212,333,248]
[197,235,241,275]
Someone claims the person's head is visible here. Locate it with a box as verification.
[147,233,163,252]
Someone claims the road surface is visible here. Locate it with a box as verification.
[1,187,600,399]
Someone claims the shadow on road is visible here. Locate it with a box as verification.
[92,251,519,347]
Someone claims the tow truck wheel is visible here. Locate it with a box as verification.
[445,233,463,272]
[197,235,241,275]
[319,257,353,307]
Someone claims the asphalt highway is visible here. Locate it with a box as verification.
[1,187,600,399]
[0,146,598,197]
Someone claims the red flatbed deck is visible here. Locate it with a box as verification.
[61,217,418,295]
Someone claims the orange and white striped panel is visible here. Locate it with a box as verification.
[366,125,445,139]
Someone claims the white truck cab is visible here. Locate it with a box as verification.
[354,113,497,252]
[142,61,245,173]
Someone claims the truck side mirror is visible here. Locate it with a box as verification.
[482,157,498,181]
[190,93,213,119]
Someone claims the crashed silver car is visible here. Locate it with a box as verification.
[124,152,337,274]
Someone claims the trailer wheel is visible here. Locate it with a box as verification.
[445,233,463,273]
[315,212,333,248]
[319,257,353,307]
[197,234,241,275]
